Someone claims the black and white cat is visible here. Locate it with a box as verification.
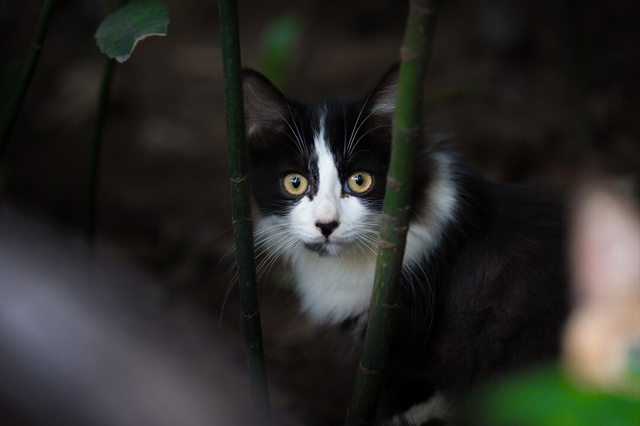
[242,65,569,425]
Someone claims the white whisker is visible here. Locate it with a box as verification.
[348,123,392,156]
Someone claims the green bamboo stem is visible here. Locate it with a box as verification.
[218,0,272,423]
[344,1,444,425]
[83,0,128,244]
[0,0,58,163]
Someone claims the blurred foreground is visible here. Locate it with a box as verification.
[0,210,256,426]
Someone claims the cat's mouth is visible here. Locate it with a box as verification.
[304,240,343,257]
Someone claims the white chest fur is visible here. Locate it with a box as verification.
[290,250,377,324]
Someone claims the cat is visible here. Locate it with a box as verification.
[242,65,569,425]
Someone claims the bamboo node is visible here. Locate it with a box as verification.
[378,239,396,249]
[381,213,396,222]
[399,126,421,137]
[31,42,42,51]
[414,4,434,18]
[387,176,402,190]
[242,310,259,319]
[400,46,420,62]
[230,175,248,183]
[380,303,399,310]
[359,362,380,375]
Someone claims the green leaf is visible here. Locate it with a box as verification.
[95,0,169,63]
[259,15,301,90]
[456,366,640,426]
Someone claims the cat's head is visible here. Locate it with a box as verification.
[242,66,404,258]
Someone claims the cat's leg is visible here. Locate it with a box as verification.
[384,391,451,426]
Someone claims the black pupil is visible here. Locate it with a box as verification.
[354,174,364,186]
[291,176,300,188]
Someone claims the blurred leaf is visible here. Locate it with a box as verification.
[95,0,169,63]
[0,62,23,118]
[259,15,301,90]
[629,347,640,377]
[456,366,640,426]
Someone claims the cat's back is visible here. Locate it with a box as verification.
[394,168,570,394]
[447,176,567,384]
[450,177,567,303]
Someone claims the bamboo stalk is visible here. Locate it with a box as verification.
[344,1,445,425]
[83,0,128,244]
[218,0,272,423]
[0,0,58,162]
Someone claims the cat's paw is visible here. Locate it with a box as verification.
[383,392,450,426]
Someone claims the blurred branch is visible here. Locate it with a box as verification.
[344,0,445,425]
[84,57,116,244]
[0,0,57,163]
[218,0,272,423]
[84,0,128,245]
[556,0,593,161]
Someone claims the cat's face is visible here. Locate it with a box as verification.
[243,68,399,258]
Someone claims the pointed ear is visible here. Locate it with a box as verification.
[364,63,399,121]
[242,69,289,138]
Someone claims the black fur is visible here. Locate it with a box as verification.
[381,162,568,417]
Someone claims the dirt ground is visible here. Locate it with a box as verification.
[1,0,639,424]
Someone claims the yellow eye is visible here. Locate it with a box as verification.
[346,171,373,194]
[282,173,309,196]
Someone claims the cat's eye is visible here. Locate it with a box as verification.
[282,173,309,196]
[345,171,373,194]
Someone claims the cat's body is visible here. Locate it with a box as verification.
[243,66,569,425]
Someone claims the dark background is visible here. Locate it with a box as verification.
[1,0,639,424]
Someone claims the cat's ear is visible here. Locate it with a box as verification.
[364,63,400,122]
[242,69,290,138]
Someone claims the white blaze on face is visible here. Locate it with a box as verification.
[285,110,346,247]
[313,118,341,228]
[282,108,377,258]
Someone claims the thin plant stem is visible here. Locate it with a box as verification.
[344,1,445,425]
[555,0,592,161]
[84,0,128,244]
[84,57,115,244]
[218,0,272,423]
[0,0,58,163]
